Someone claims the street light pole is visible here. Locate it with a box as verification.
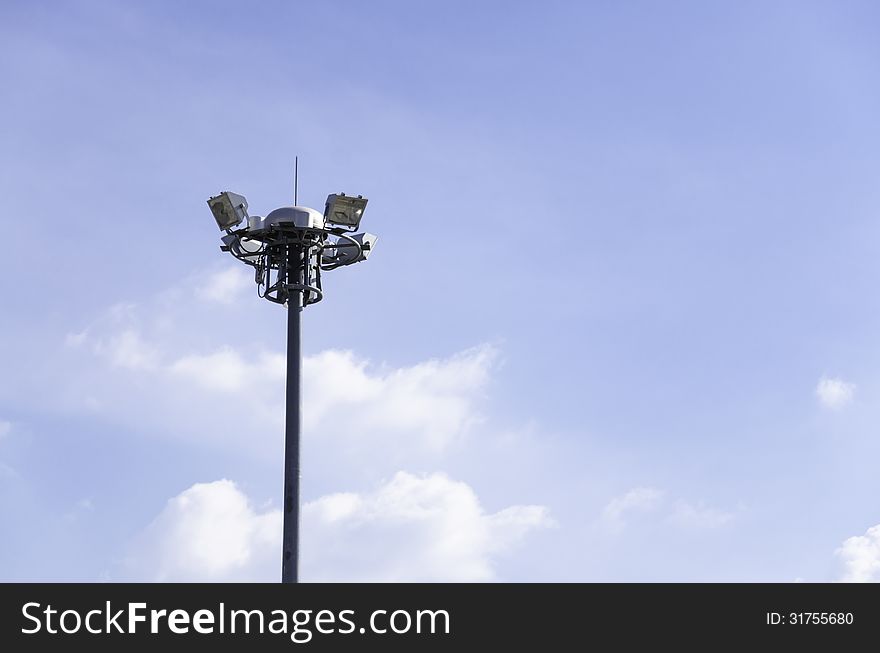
[282,245,304,584]
[207,187,377,584]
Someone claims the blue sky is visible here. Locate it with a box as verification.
[2,0,880,581]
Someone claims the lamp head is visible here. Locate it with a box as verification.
[322,232,378,266]
[208,191,249,230]
[324,193,367,230]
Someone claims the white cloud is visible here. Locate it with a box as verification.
[816,376,855,410]
[126,473,551,582]
[196,266,252,305]
[303,346,495,452]
[305,471,551,582]
[602,487,664,528]
[126,479,281,582]
[836,524,880,582]
[0,420,10,440]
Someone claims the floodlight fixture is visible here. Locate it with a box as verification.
[221,233,263,262]
[208,191,249,230]
[324,193,367,230]
[351,232,378,261]
[323,232,378,266]
[206,175,378,585]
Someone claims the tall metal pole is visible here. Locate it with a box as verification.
[281,244,304,583]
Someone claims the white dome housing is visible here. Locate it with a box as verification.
[261,206,325,230]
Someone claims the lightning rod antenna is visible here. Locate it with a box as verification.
[294,156,298,205]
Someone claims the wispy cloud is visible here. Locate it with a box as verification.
[668,500,734,529]
[602,487,735,531]
[601,487,664,529]
[169,347,285,394]
[0,420,14,480]
[63,498,96,524]
[61,277,499,461]
[816,376,855,410]
[196,266,252,305]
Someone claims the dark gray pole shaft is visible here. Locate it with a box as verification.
[281,246,304,583]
